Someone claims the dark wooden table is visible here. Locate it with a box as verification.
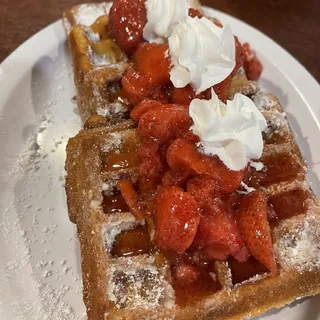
[1,0,319,83]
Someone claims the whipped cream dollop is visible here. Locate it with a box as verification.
[143,0,193,44]
[190,90,267,171]
[169,16,235,94]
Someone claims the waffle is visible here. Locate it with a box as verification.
[64,2,320,319]
[65,74,320,319]
[63,3,131,123]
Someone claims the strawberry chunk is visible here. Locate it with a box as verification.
[166,139,243,193]
[236,191,277,275]
[172,85,196,105]
[138,105,192,143]
[117,180,143,219]
[155,186,200,254]
[109,0,147,54]
[187,175,220,207]
[162,170,190,187]
[148,84,172,104]
[122,68,152,106]
[134,43,171,86]
[193,199,249,262]
[242,43,263,81]
[122,69,172,107]
[167,139,205,173]
[130,99,163,120]
[138,140,164,179]
[174,261,200,285]
[210,158,244,194]
[172,85,211,105]
[182,130,201,144]
[213,75,232,102]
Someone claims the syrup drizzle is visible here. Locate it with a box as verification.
[112,225,150,257]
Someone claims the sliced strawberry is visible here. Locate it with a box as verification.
[162,170,190,187]
[149,83,172,104]
[117,179,143,219]
[236,190,277,275]
[130,99,163,120]
[166,139,243,193]
[213,74,232,102]
[137,177,161,198]
[174,261,200,285]
[223,191,243,211]
[172,85,211,105]
[121,68,152,106]
[155,186,200,254]
[172,85,196,105]
[138,140,164,179]
[166,139,204,174]
[242,43,263,81]
[134,43,171,86]
[138,105,192,143]
[193,199,249,262]
[187,175,220,208]
[210,158,244,194]
[109,0,147,54]
[182,130,201,144]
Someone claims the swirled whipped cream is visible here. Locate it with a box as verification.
[169,16,236,94]
[190,90,267,171]
[143,0,193,44]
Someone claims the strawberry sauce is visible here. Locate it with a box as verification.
[104,0,281,301]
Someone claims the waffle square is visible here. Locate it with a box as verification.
[63,3,130,123]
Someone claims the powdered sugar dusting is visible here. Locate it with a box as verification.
[103,213,142,251]
[253,90,279,111]
[234,272,269,287]
[0,42,84,318]
[107,256,175,310]
[276,213,320,272]
[102,132,123,152]
[74,3,112,27]
[97,102,128,119]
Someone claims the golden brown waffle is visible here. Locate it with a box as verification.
[65,75,320,319]
[64,2,320,319]
[63,3,131,123]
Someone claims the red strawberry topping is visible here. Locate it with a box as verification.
[155,186,200,254]
[242,43,263,81]
[109,0,147,54]
[134,43,171,86]
[138,106,192,143]
[236,191,277,275]
[193,199,249,262]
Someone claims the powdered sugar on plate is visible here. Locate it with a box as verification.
[0,23,84,319]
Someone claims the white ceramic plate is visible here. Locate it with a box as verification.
[0,5,319,320]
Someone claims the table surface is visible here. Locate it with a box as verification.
[1,0,319,83]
